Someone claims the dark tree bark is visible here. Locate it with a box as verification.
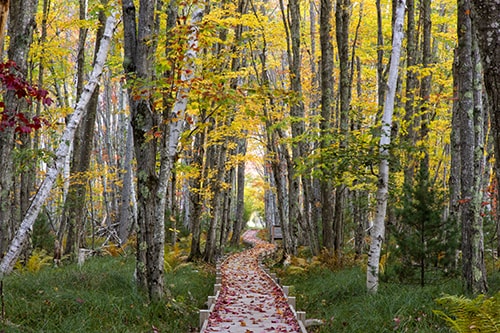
[470,0,500,284]
[319,0,334,252]
[187,118,206,262]
[403,0,417,185]
[0,0,38,257]
[230,136,248,247]
[419,0,432,171]
[457,0,488,294]
[117,121,135,244]
[61,0,106,255]
[334,0,351,259]
[0,0,8,58]
[122,0,166,300]
[376,0,385,113]
[203,122,230,263]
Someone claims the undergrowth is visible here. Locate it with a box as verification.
[1,255,214,333]
[280,265,471,333]
[434,292,500,332]
[275,243,500,333]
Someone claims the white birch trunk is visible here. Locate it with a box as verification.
[0,13,117,278]
[167,5,204,161]
[366,0,405,293]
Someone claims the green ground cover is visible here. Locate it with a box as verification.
[281,265,500,333]
[1,255,214,333]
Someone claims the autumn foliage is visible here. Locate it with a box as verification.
[0,60,52,133]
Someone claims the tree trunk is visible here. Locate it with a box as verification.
[0,0,9,58]
[62,1,106,255]
[0,0,38,258]
[118,121,135,244]
[122,0,166,300]
[203,125,230,263]
[0,14,116,277]
[279,0,304,256]
[376,0,385,114]
[334,0,351,259]
[470,0,500,291]
[403,0,417,185]
[230,136,247,247]
[458,0,488,295]
[367,0,405,293]
[319,0,334,251]
[449,50,461,271]
[187,121,205,262]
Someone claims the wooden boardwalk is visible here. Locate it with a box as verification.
[200,230,307,333]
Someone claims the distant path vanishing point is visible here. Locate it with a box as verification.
[201,229,305,333]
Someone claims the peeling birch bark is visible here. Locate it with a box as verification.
[366,0,406,293]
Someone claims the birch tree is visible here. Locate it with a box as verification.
[367,0,406,293]
[0,13,117,277]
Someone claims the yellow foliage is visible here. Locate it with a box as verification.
[164,245,185,273]
[104,243,124,257]
[379,252,390,275]
[14,249,53,273]
[290,256,308,267]
[286,265,306,275]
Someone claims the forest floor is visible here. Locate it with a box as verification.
[201,229,305,332]
[1,233,498,332]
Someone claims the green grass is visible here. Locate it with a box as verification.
[1,255,214,333]
[280,266,495,333]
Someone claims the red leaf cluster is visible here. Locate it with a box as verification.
[0,60,53,134]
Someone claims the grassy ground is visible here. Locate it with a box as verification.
[280,264,500,333]
[1,241,497,333]
[1,255,214,333]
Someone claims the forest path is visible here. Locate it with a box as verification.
[200,229,306,333]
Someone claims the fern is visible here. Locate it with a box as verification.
[434,293,500,333]
[164,245,184,272]
[14,249,53,273]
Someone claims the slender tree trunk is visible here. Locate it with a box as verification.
[230,136,247,247]
[0,0,8,58]
[187,120,205,262]
[204,131,230,263]
[367,0,405,293]
[457,0,488,295]
[279,0,304,256]
[449,50,461,271]
[228,0,249,248]
[403,0,417,185]
[471,35,488,293]
[353,56,368,258]
[118,121,135,244]
[376,0,385,114]
[0,0,38,258]
[470,0,500,291]
[63,1,106,255]
[122,0,166,300]
[319,0,334,251]
[419,0,432,170]
[334,0,351,259]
